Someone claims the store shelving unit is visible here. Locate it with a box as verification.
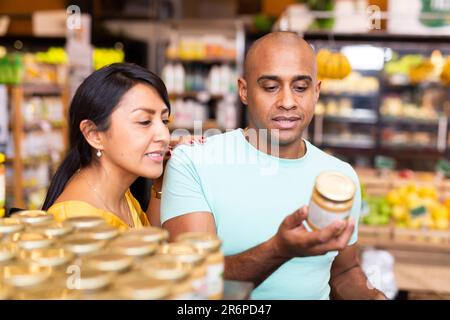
[7,84,69,209]
[155,19,246,133]
[301,33,450,170]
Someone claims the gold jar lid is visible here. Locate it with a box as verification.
[0,242,17,262]
[16,210,54,225]
[11,279,76,300]
[69,269,113,291]
[62,234,106,255]
[65,216,107,229]
[176,232,222,253]
[0,262,52,287]
[139,255,189,282]
[314,171,356,202]
[0,282,11,300]
[121,227,169,243]
[0,218,25,234]
[110,238,158,257]
[19,248,75,267]
[158,243,206,266]
[115,273,171,300]
[10,231,54,250]
[29,221,74,238]
[80,225,120,241]
[84,251,133,272]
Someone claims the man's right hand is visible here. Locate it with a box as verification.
[272,206,355,258]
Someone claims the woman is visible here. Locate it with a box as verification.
[43,63,202,229]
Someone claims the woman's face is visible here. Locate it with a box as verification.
[100,83,171,179]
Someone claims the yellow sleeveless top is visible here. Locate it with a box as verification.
[47,190,150,231]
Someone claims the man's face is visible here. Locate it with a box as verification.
[239,43,321,146]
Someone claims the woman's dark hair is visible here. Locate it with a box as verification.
[42,63,170,210]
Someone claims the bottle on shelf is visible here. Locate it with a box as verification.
[0,152,5,217]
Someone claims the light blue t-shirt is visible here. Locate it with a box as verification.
[161,129,361,300]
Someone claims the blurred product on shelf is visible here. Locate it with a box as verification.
[381,129,436,148]
[441,56,450,85]
[316,49,352,80]
[0,54,24,85]
[380,96,438,120]
[165,35,237,61]
[93,48,125,70]
[0,47,124,86]
[162,63,237,96]
[216,95,239,130]
[320,72,379,94]
[171,98,208,129]
[21,97,65,127]
[0,153,5,218]
[385,50,449,85]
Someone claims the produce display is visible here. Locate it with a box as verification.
[361,171,450,232]
[316,49,352,80]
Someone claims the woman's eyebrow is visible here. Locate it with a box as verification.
[131,107,169,114]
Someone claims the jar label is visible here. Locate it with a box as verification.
[308,199,350,230]
[192,276,208,299]
[173,292,198,300]
[207,263,224,298]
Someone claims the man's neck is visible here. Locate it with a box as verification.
[243,127,306,160]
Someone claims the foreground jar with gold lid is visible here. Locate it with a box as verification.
[18,247,74,270]
[121,226,169,244]
[61,234,106,256]
[11,273,79,300]
[109,237,158,258]
[307,171,356,230]
[0,218,25,239]
[138,255,196,300]
[113,272,171,300]
[79,225,120,241]
[15,210,54,225]
[10,231,54,250]
[158,242,208,299]
[28,221,74,239]
[175,232,224,300]
[64,216,107,230]
[0,242,17,263]
[83,250,134,273]
[0,261,52,288]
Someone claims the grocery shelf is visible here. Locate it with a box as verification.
[22,83,65,96]
[166,58,236,65]
[323,114,378,124]
[169,119,221,132]
[321,141,376,150]
[380,116,440,126]
[169,92,225,101]
[320,92,378,99]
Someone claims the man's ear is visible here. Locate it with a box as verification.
[315,80,322,104]
[238,77,248,106]
[79,119,104,151]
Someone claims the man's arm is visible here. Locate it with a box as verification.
[164,207,355,287]
[330,244,387,300]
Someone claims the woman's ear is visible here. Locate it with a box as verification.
[80,120,104,151]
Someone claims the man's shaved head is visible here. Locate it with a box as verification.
[238,31,321,148]
[243,31,316,80]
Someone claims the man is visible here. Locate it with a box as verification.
[160,32,386,300]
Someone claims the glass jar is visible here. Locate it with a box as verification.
[307,171,356,230]
[176,232,224,300]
